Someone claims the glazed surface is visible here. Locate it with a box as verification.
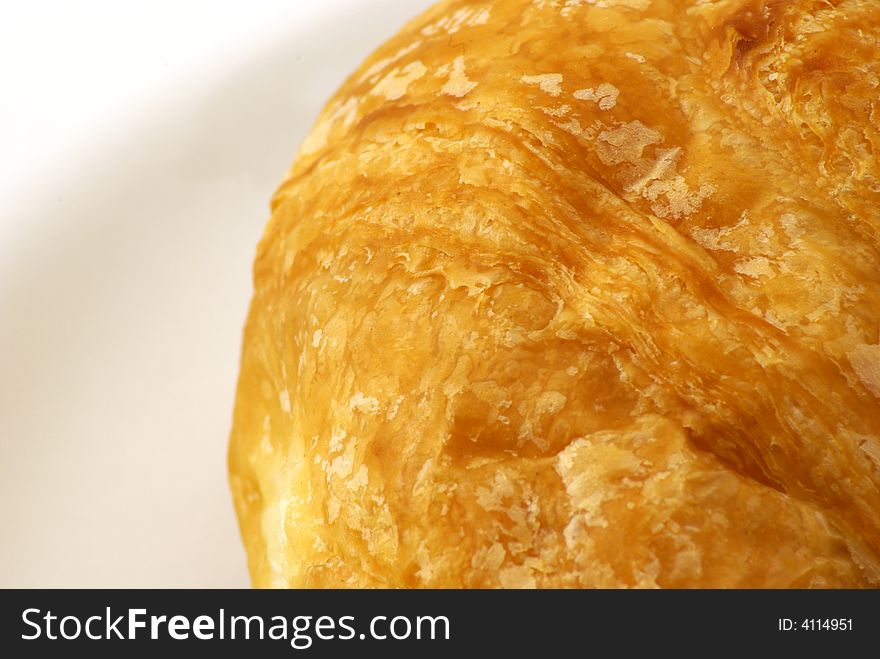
[230,0,880,587]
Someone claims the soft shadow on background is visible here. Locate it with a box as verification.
[0,0,434,587]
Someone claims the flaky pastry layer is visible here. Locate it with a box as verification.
[230,0,880,588]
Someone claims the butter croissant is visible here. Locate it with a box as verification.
[229,0,880,588]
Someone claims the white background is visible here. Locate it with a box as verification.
[0,0,435,587]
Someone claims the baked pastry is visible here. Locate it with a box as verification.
[229,0,880,588]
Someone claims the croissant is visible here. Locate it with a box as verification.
[229,0,880,588]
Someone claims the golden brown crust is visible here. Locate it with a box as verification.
[229,0,880,588]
